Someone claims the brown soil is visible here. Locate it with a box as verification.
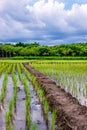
[23,62,87,130]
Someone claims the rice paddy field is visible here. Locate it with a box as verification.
[0,60,57,130]
[0,60,87,130]
[30,60,87,107]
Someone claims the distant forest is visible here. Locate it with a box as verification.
[0,42,87,57]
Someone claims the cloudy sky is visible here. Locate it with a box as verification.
[0,0,87,45]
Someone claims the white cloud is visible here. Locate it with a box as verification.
[0,0,87,44]
[67,4,87,31]
[26,0,75,33]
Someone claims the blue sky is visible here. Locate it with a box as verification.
[0,0,87,45]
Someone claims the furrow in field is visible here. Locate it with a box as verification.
[23,62,87,130]
[0,63,13,130]
[0,74,5,130]
[4,74,14,111]
[20,63,52,130]
[13,73,26,130]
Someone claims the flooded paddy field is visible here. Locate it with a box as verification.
[0,60,87,130]
[0,62,57,130]
[24,62,87,130]
[30,60,87,107]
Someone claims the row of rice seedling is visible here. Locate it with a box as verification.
[0,64,12,105]
[12,64,18,111]
[32,76,57,130]
[0,63,9,76]
[5,64,18,130]
[5,99,14,130]
[21,63,57,130]
[0,62,58,129]
[0,63,3,69]
[0,62,14,130]
[30,60,87,106]
[5,63,28,130]
[0,63,7,96]
[17,63,32,130]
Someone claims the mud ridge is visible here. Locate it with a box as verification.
[23,62,87,130]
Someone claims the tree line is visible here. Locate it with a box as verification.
[0,42,87,57]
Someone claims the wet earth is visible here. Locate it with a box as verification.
[23,62,87,130]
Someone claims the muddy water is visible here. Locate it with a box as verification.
[0,73,53,130]
[21,71,52,130]
[4,74,14,109]
[50,74,87,107]
[0,74,5,130]
[28,81,51,130]
[0,74,4,95]
[0,74,14,130]
[14,74,26,130]
[14,74,50,130]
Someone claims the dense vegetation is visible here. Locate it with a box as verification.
[0,42,87,57]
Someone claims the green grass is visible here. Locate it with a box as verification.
[7,56,87,60]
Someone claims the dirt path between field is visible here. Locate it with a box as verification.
[23,62,87,130]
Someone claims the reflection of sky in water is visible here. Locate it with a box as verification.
[0,73,53,130]
[50,71,87,107]
[31,104,44,122]
[4,75,14,110]
[14,74,26,130]
[0,74,4,95]
[29,82,49,130]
